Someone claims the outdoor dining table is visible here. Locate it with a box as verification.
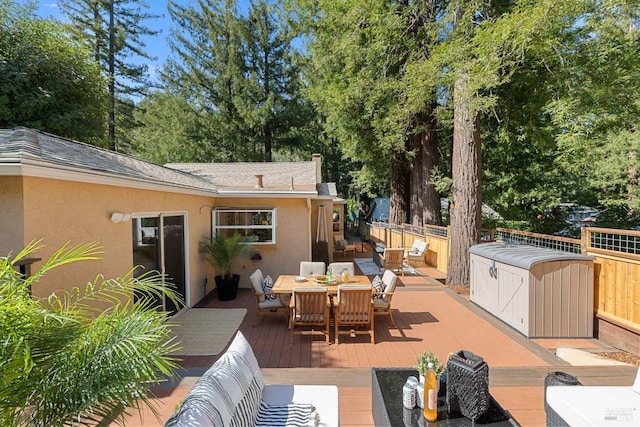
[271,274,372,296]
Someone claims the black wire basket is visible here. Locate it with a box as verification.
[446,350,490,421]
[544,371,581,426]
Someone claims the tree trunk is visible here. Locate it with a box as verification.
[410,103,442,226]
[447,72,482,286]
[108,0,116,151]
[389,150,410,225]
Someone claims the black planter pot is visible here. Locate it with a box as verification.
[215,274,240,301]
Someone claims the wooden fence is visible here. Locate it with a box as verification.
[366,222,640,344]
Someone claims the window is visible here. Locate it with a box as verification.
[212,208,276,245]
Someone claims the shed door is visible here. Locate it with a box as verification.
[470,254,499,313]
[497,263,529,336]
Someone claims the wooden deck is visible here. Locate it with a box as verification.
[105,251,639,427]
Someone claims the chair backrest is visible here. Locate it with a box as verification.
[292,287,328,323]
[409,240,429,255]
[336,285,373,322]
[327,262,355,276]
[299,261,326,276]
[381,270,398,301]
[383,248,405,269]
[249,269,264,295]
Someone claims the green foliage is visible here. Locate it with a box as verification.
[0,0,107,144]
[415,350,445,379]
[0,241,180,427]
[200,232,255,279]
[161,0,318,162]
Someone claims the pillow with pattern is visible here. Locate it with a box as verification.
[262,275,276,300]
[372,275,384,299]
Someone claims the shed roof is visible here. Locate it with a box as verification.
[469,242,594,269]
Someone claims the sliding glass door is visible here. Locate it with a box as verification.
[132,214,187,314]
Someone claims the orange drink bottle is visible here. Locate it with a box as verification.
[423,362,438,422]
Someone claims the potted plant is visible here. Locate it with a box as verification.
[200,232,254,301]
[415,351,446,387]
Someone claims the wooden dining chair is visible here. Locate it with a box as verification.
[382,248,406,276]
[290,287,330,344]
[334,284,374,344]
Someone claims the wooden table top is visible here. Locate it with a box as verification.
[272,274,371,295]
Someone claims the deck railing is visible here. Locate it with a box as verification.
[365,222,640,336]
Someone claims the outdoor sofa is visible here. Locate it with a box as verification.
[165,331,339,426]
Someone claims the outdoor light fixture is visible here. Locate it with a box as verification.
[110,212,131,223]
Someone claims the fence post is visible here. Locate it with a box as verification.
[581,227,588,255]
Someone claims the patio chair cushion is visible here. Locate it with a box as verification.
[262,275,276,300]
[381,270,398,303]
[250,269,266,302]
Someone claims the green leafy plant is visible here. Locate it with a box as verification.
[200,232,255,279]
[415,351,445,380]
[0,241,181,427]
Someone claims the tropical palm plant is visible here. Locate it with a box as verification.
[199,232,255,279]
[0,241,181,427]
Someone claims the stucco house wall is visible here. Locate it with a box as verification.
[14,175,212,305]
[0,176,24,254]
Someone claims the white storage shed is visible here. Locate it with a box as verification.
[470,242,595,338]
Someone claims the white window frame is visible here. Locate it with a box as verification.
[212,208,277,245]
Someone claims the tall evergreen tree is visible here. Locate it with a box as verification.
[59,0,160,151]
[297,0,445,226]
[164,0,314,162]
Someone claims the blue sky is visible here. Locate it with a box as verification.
[29,0,183,81]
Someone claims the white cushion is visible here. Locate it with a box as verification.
[262,384,339,427]
[328,262,355,276]
[373,298,390,309]
[250,269,265,302]
[299,261,326,276]
[381,270,398,302]
[547,385,640,426]
[258,297,286,309]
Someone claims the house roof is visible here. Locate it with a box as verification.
[0,128,333,199]
[0,127,217,194]
[165,162,319,192]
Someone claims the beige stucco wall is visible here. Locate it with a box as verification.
[19,176,213,307]
[0,176,25,256]
[3,175,329,306]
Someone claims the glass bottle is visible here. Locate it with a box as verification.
[423,362,438,422]
[341,268,349,284]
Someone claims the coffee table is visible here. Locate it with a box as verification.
[371,368,519,426]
